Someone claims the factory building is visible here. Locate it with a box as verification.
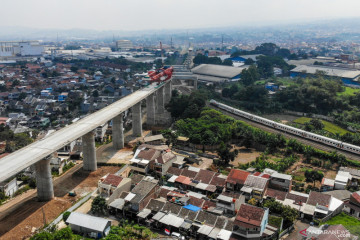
[290,65,360,86]
[0,41,44,57]
[116,40,133,51]
[191,64,249,83]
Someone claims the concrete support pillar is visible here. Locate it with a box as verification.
[82,131,97,171]
[112,113,124,149]
[165,81,172,103]
[156,86,165,115]
[194,76,198,90]
[35,158,54,201]
[132,102,142,137]
[146,94,156,126]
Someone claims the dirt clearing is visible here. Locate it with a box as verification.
[0,166,121,240]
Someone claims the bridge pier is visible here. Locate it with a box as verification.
[194,76,198,90]
[132,102,142,137]
[82,131,97,171]
[112,113,124,149]
[35,158,54,201]
[165,81,172,103]
[146,94,156,127]
[156,86,165,115]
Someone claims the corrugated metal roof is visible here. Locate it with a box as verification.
[197,224,214,235]
[217,229,232,240]
[152,211,166,221]
[291,65,360,79]
[192,64,248,79]
[137,208,152,218]
[66,212,110,232]
[109,198,125,210]
[159,213,184,228]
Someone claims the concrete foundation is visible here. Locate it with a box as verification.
[112,113,124,149]
[82,131,97,171]
[156,86,165,115]
[165,81,172,103]
[132,102,142,137]
[146,94,156,126]
[35,158,54,201]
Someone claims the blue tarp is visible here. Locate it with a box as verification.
[183,204,201,212]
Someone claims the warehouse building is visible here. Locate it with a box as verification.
[0,41,44,57]
[290,65,360,86]
[191,64,248,83]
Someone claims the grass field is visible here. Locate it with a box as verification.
[294,117,351,135]
[276,78,298,87]
[337,87,360,97]
[322,212,360,236]
[254,80,266,85]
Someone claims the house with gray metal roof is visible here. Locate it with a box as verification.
[66,212,111,238]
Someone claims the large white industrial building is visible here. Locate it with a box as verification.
[116,40,133,50]
[0,41,44,57]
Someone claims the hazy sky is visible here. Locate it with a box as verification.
[1,0,360,31]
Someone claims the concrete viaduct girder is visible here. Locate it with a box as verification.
[0,81,172,201]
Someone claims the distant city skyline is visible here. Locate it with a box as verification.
[1,0,360,31]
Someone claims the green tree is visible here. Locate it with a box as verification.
[70,66,78,73]
[310,119,324,130]
[30,231,53,240]
[241,65,260,86]
[281,206,298,227]
[217,142,238,165]
[244,58,255,65]
[222,59,233,66]
[53,227,73,240]
[305,169,324,187]
[92,90,99,98]
[18,92,27,100]
[91,196,107,215]
[160,129,178,146]
[63,211,71,223]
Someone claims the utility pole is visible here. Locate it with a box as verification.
[221,34,224,51]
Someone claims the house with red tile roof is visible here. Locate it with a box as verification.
[226,169,250,192]
[151,151,177,177]
[98,174,131,199]
[233,204,276,239]
[344,190,360,218]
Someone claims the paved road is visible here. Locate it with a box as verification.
[211,106,360,161]
[0,83,162,183]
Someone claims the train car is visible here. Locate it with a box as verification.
[210,99,360,155]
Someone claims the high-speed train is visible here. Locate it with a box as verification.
[210,99,360,155]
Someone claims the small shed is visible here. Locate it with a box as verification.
[144,134,165,145]
[66,212,111,238]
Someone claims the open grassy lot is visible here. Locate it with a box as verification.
[276,78,298,87]
[293,117,351,135]
[337,87,360,97]
[322,212,360,236]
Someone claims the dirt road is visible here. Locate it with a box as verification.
[0,165,121,240]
